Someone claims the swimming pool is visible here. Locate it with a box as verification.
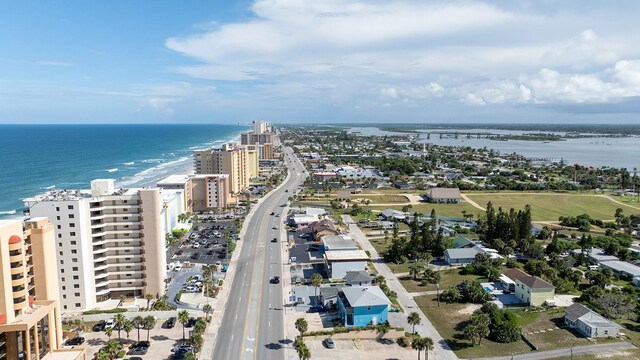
[483,286,493,292]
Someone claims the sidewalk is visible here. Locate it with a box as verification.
[466,342,636,360]
[342,214,459,360]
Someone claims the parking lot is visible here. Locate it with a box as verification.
[65,316,202,360]
[170,219,238,267]
[287,229,322,265]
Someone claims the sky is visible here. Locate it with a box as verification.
[1,0,640,124]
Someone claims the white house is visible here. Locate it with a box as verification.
[565,303,620,338]
[324,250,370,279]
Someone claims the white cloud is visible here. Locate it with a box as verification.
[162,0,640,118]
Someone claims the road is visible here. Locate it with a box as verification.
[467,341,636,360]
[212,147,306,360]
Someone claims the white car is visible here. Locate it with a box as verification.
[174,264,183,271]
[105,318,115,330]
[192,243,200,249]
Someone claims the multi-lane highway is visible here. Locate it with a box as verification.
[212,147,305,360]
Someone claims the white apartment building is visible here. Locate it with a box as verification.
[24,179,166,311]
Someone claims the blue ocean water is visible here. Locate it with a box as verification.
[0,124,248,218]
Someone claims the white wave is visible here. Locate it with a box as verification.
[141,159,163,163]
[44,185,56,189]
[116,156,192,187]
[123,162,135,165]
[0,210,16,215]
[106,168,119,173]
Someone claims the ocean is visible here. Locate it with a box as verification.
[0,124,248,219]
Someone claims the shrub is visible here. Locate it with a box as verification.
[397,336,410,347]
[82,308,127,315]
[117,350,126,358]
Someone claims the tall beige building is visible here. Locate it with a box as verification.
[158,174,232,212]
[23,179,166,311]
[194,146,250,195]
[0,218,85,360]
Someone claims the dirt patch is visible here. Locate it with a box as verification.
[458,303,482,315]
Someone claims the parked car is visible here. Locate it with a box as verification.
[175,250,183,255]
[191,253,200,260]
[323,338,335,349]
[104,318,115,330]
[92,320,106,332]
[128,347,148,355]
[186,318,197,327]
[132,341,150,349]
[163,317,176,328]
[65,337,85,346]
[207,250,214,255]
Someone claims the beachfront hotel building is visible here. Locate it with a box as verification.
[193,146,250,195]
[0,218,86,360]
[23,179,166,312]
[158,174,232,212]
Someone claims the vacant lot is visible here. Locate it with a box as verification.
[465,193,626,221]
[415,295,532,358]
[370,201,481,218]
[353,194,409,204]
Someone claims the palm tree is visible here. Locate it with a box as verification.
[412,337,426,360]
[375,323,390,340]
[119,295,126,307]
[311,273,323,305]
[295,339,311,360]
[294,318,308,340]
[184,351,197,360]
[407,312,421,339]
[96,350,109,360]
[409,263,424,281]
[178,310,190,340]
[189,333,204,357]
[202,304,213,322]
[105,339,120,360]
[144,315,155,341]
[145,293,154,310]
[114,313,126,342]
[423,337,434,360]
[105,327,113,341]
[132,316,144,341]
[193,319,206,336]
[123,320,133,341]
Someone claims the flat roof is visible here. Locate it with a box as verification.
[157,174,190,185]
[600,260,640,277]
[322,235,357,250]
[324,249,369,261]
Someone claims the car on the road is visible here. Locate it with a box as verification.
[271,238,278,243]
[92,320,106,332]
[270,276,280,284]
[272,226,277,230]
[285,189,289,192]
[163,317,176,328]
[128,357,143,360]
[270,212,275,215]
[65,337,85,346]
[323,338,335,349]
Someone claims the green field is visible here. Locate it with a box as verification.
[465,193,629,221]
[353,194,409,204]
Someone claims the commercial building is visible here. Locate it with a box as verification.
[324,249,369,280]
[193,146,250,194]
[424,187,461,203]
[337,286,391,327]
[250,120,271,134]
[242,143,274,160]
[24,179,166,311]
[241,133,275,145]
[0,218,86,360]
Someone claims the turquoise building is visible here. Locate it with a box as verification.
[337,286,391,327]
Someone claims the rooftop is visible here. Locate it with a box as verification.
[600,260,640,277]
[322,235,357,250]
[425,187,461,199]
[445,248,479,259]
[340,286,391,308]
[157,174,190,186]
[324,249,369,261]
[344,270,374,283]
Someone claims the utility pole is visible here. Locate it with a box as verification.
[436,283,440,307]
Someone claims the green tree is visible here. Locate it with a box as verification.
[294,318,308,340]
[375,323,390,340]
[105,339,120,360]
[423,336,434,360]
[295,340,311,360]
[132,315,144,341]
[470,311,491,345]
[412,337,426,360]
[113,313,126,342]
[144,315,155,341]
[407,312,421,339]
[189,333,204,357]
[202,304,213,322]
[178,310,190,340]
[193,318,206,336]
[119,295,126,308]
[123,320,133,341]
[145,293,154,310]
[311,273,323,304]
[104,327,113,340]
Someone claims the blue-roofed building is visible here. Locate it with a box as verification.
[337,286,391,327]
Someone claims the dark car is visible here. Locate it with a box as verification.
[163,317,176,328]
[323,338,335,349]
[204,244,213,249]
[172,348,190,360]
[65,337,85,346]
[129,358,143,360]
[92,320,106,332]
[186,317,197,328]
[270,212,275,215]
[132,341,150,349]
[270,276,280,284]
[175,250,183,255]
[207,250,214,255]
[191,253,200,260]
[308,305,326,313]
[271,238,278,243]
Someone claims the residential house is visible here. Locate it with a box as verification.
[309,219,339,241]
[424,187,461,203]
[337,286,391,327]
[319,285,344,309]
[599,260,640,279]
[444,248,479,265]
[502,268,555,306]
[571,248,619,265]
[336,190,351,201]
[565,303,620,338]
[344,271,375,286]
[379,209,406,221]
[393,181,413,190]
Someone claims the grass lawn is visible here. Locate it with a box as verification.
[516,308,600,351]
[415,295,532,358]
[353,194,409,204]
[370,201,481,218]
[541,349,640,360]
[465,193,625,221]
